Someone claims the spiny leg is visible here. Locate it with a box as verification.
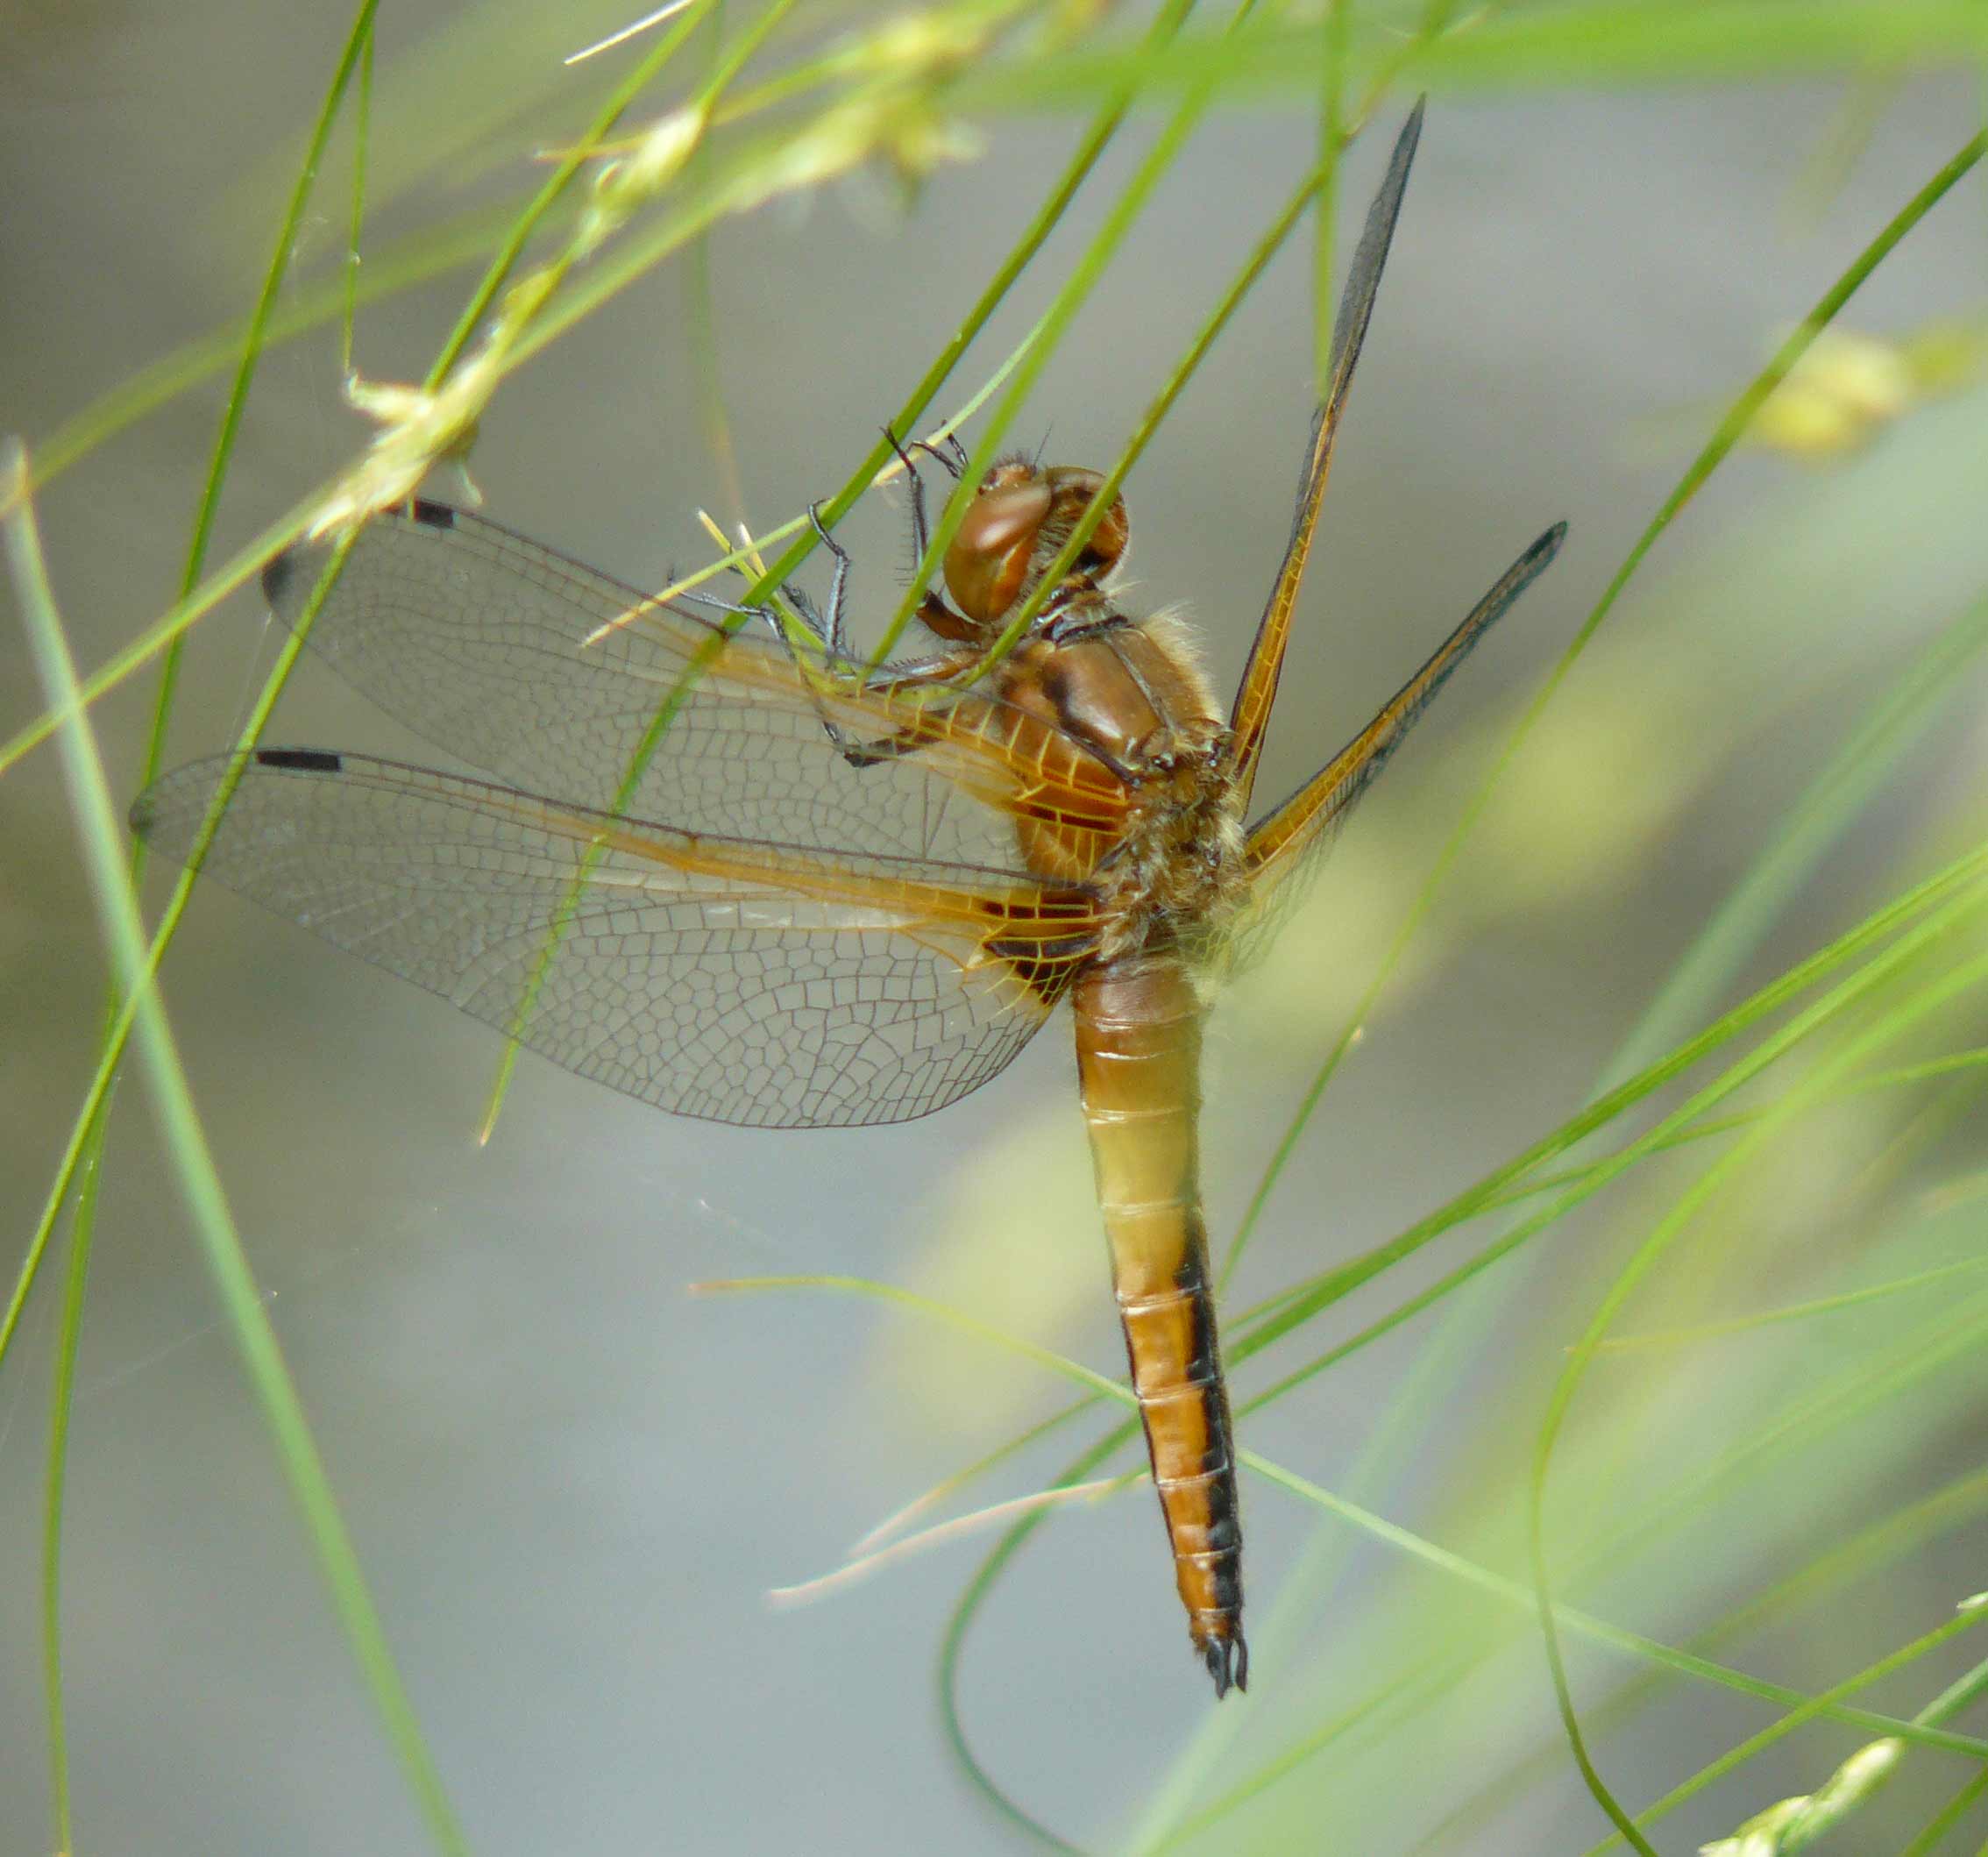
[884,427,971,626]
[671,536,830,648]
[685,506,865,675]
[662,533,889,765]
[792,646,985,771]
[732,502,976,770]
[803,501,856,658]
[800,496,958,675]
[886,428,936,578]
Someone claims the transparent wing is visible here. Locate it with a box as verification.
[1240,522,1567,921]
[261,502,1127,879]
[1228,101,1424,806]
[133,751,1101,1128]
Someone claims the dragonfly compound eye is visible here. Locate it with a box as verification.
[1042,466,1128,580]
[944,472,1053,626]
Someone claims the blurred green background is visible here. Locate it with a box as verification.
[5,4,1988,1853]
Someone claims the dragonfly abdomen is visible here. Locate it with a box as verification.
[1072,954,1246,1697]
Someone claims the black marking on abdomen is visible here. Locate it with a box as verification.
[257,748,344,773]
[1178,1238,1244,1572]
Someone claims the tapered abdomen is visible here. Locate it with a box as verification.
[1072,955,1246,1696]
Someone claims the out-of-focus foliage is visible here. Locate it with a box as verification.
[10,4,1988,1856]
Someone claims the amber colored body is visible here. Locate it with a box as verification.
[877,104,1562,1689]
[827,445,1262,1685]
[1071,955,1243,1685]
[980,601,1251,1690]
[883,453,1258,1682]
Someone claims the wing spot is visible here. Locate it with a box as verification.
[257,748,344,774]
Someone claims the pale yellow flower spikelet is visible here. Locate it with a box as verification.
[1698,1737,1902,1856]
[306,6,985,539]
[577,103,710,259]
[306,359,499,539]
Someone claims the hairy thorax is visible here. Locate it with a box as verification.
[992,610,1248,965]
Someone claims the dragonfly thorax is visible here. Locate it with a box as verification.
[992,615,1247,964]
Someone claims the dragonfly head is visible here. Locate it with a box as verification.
[939,461,1128,637]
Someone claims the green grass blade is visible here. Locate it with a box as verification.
[1529,936,1988,1845]
[696,1273,1125,1401]
[1899,1763,1988,1855]
[1587,1607,1988,1853]
[339,18,374,376]
[1224,126,1987,1282]
[871,0,1253,670]
[958,5,1988,113]
[1239,1445,1988,1757]
[1232,844,1988,1374]
[39,1142,95,1857]
[422,0,726,393]
[35,15,383,1839]
[734,0,1203,627]
[6,454,469,1854]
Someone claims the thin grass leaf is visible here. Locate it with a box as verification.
[39,1135,94,1857]
[865,0,1239,670]
[1530,937,1988,1846]
[1898,1763,1988,1856]
[770,1475,1127,1607]
[959,4,1988,115]
[1382,1463,1988,1855]
[693,1272,1126,1401]
[339,16,374,376]
[1593,1252,1988,1355]
[1587,1606,1988,1853]
[32,18,384,1837]
[1234,851,1988,1383]
[422,0,726,392]
[1224,125,1987,1285]
[1239,1446,1988,1758]
[5,450,469,1856]
[1488,1045,1988,1210]
[767,1201,1988,1835]
[21,198,551,496]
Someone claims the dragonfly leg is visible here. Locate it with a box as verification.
[737,538,966,770]
[884,429,934,573]
[796,638,982,769]
[883,430,988,657]
[671,564,779,625]
[783,683,954,771]
[803,502,856,658]
[798,473,969,676]
[782,584,830,637]
[751,617,879,767]
[674,576,897,763]
[674,542,836,660]
[912,430,970,479]
[884,426,966,575]
[799,495,964,673]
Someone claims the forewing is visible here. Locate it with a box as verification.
[133,751,1099,1128]
[262,502,1126,878]
[1228,101,1424,805]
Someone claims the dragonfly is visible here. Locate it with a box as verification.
[132,103,1564,1698]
